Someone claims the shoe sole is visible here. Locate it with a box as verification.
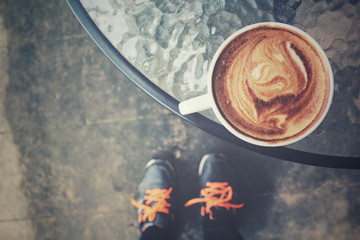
[145,159,176,178]
[198,153,226,176]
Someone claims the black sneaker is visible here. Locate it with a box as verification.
[184,153,244,220]
[131,159,177,232]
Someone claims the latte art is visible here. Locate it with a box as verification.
[213,26,331,143]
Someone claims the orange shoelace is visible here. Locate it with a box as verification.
[184,182,244,220]
[131,187,173,223]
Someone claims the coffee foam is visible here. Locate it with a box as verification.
[213,26,331,143]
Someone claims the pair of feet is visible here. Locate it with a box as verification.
[131,153,244,233]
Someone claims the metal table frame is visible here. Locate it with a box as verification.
[66,0,360,168]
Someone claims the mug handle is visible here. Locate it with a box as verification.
[178,94,212,115]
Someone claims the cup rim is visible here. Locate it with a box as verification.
[207,22,334,147]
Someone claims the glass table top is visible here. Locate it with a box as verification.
[74,0,360,158]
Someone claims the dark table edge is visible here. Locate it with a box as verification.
[66,0,360,169]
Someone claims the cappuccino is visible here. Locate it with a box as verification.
[213,25,332,144]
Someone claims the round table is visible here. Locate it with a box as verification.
[66,0,360,168]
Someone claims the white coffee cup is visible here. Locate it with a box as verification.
[179,22,334,147]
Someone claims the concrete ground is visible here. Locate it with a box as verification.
[0,1,360,240]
